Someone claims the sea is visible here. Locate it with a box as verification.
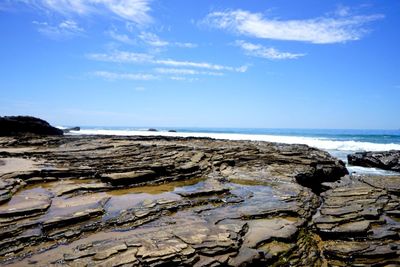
[61,126,400,176]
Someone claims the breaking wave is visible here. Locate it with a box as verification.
[70,129,400,152]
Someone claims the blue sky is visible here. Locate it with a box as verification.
[0,0,399,129]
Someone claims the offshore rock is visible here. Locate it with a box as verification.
[348,150,400,172]
[0,134,368,266]
[0,116,63,136]
[62,127,80,133]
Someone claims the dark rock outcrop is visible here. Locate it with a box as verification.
[0,116,63,136]
[348,150,400,172]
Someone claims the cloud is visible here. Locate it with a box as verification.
[335,5,351,17]
[235,40,305,60]
[155,68,223,76]
[91,69,226,83]
[87,51,153,63]
[138,31,197,48]
[33,19,84,39]
[59,20,83,31]
[174,42,198,48]
[22,0,153,26]
[139,31,169,47]
[169,76,199,82]
[106,29,135,44]
[87,50,248,73]
[92,71,157,80]
[154,59,247,72]
[202,9,384,44]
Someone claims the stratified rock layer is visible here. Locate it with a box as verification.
[348,150,400,172]
[314,175,400,266]
[0,135,398,266]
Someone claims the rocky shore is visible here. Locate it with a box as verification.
[0,135,399,266]
[348,150,400,172]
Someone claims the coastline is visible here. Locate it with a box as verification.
[68,128,400,176]
[67,128,400,151]
[0,134,399,266]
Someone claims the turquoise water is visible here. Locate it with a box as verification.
[75,126,400,145]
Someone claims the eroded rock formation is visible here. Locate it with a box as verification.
[0,135,398,266]
[314,175,400,266]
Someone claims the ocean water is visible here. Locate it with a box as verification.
[63,127,400,176]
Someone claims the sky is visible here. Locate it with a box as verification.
[0,0,399,129]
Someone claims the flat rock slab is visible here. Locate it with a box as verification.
[243,217,302,248]
[331,220,371,235]
[361,175,400,194]
[0,157,41,175]
[41,194,109,229]
[101,170,157,185]
[0,188,51,218]
[175,181,229,198]
[50,179,111,196]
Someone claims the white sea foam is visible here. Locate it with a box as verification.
[55,126,67,130]
[347,166,398,176]
[70,129,400,152]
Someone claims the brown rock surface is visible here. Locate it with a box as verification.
[0,135,397,266]
[313,175,400,266]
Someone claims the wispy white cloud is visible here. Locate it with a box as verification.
[91,70,204,83]
[155,68,223,76]
[106,29,135,44]
[33,19,84,39]
[22,0,153,25]
[88,51,153,63]
[138,31,197,48]
[87,50,248,73]
[139,31,169,47]
[92,71,157,81]
[169,76,199,82]
[335,5,351,17]
[202,9,384,44]
[59,20,83,31]
[102,0,152,25]
[174,42,198,48]
[235,40,305,60]
[154,58,247,72]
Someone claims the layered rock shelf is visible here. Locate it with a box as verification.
[0,135,399,266]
